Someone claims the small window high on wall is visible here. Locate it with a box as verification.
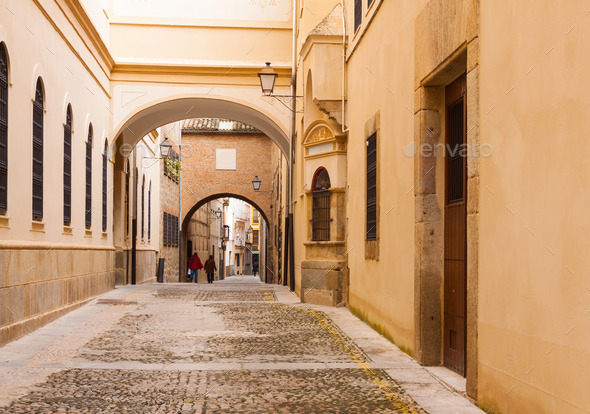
[32,78,44,220]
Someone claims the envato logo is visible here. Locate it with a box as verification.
[403,141,494,158]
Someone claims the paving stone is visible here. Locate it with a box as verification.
[0,277,481,413]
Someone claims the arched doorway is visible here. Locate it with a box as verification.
[183,194,270,284]
[110,97,289,287]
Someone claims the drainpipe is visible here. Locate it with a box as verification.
[131,148,137,285]
[178,121,183,283]
[341,0,349,133]
[287,0,297,292]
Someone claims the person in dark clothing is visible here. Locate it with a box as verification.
[204,255,217,284]
[188,253,203,283]
[252,262,258,277]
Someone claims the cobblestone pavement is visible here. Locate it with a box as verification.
[0,276,483,413]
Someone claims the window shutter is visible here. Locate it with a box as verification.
[125,162,129,236]
[141,177,145,239]
[163,212,169,245]
[0,43,8,214]
[354,0,362,32]
[64,107,72,225]
[32,79,44,220]
[85,127,92,228]
[366,133,377,241]
[102,142,107,231]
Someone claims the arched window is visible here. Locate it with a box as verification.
[0,42,8,214]
[148,181,151,240]
[141,175,145,239]
[64,105,72,225]
[85,124,93,228]
[32,78,44,220]
[125,159,130,237]
[102,140,108,232]
[311,167,331,241]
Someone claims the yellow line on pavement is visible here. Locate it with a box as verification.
[304,308,419,414]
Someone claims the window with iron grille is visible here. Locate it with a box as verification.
[125,160,129,236]
[163,212,169,245]
[141,175,145,239]
[63,106,72,225]
[102,140,107,231]
[148,182,151,240]
[354,0,362,32]
[85,125,93,228]
[312,190,331,241]
[163,212,179,246]
[0,43,8,214]
[163,148,179,182]
[253,229,259,246]
[32,78,44,220]
[366,133,377,240]
[311,168,331,242]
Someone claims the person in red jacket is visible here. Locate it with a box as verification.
[188,252,203,283]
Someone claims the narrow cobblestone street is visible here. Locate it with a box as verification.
[0,277,482,413]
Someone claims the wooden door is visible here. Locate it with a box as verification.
[444,74,467,376]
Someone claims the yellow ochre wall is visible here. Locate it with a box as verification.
[343,0,426,356]
[477,1,590,413]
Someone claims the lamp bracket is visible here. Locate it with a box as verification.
[263,94,304,113]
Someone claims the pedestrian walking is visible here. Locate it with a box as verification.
[204,255,217,284]
[252,262,258,277]
[188,253,203,283]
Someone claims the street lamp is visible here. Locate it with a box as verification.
[252,176,261,191]
[160,137,172,158]
[258,62,278,96]
[215,207,222,218]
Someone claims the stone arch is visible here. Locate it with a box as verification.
[112,95,290,158]
[182,192,269,233]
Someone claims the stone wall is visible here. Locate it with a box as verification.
[0,247,116,346]
[159,124,181,283]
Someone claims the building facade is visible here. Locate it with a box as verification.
[1,1,589,412]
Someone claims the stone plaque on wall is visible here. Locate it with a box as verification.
[216,149,237,170]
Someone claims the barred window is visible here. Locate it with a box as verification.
[163,212,179,246]
[163,148,178,180]
[0,43,8,214]
[354,0,362,32]
[311,168,331,241]
[102,140,108,232]
[366,133,377,241]
[125,160,130,236]
[253,229,259,246]
[148,182,151,240]
[32,78,44,220]
[64,105,72,225]
[141,175,145,239]
[85,125,93,228]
